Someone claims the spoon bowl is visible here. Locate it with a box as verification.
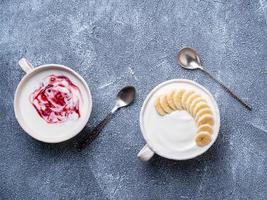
[177,48,202,70]
[116,86,136,108]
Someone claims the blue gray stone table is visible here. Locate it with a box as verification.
[0,0,266,199]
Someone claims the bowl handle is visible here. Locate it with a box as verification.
[137,144,154,161]
[18,57,34,73]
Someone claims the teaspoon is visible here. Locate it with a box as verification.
[77,86,136,150]
[177,47,252,111]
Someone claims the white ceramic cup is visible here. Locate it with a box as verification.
[137,79,220,161]
[14,58,92,143]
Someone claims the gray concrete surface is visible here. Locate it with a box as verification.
[0,0,266,199]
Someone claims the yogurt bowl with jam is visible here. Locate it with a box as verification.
[14,58,92,143]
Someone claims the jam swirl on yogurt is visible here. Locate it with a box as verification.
[30,75,82,124]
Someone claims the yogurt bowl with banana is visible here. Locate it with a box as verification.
[138,79,220,161]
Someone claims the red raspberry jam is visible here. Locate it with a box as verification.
[30,75,82,124]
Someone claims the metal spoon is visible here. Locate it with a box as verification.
[77,86,136,150]
[177,47,252,111]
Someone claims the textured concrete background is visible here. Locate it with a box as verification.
[0,0,266,199]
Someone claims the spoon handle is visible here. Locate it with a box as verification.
[77,112,113,150]
[201,69,252,111]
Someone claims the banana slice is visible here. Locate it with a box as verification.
[195,132,212,147]
[192,101,210,117]
[160,95,173,113]
[166,90,176,110]
[195,108,213,122]
[184,93,199,111]
[181,90,195,109]
[154,96,167,116]
[197,124,213,135]
[197,114,214,126]
[189,97,205,114]
[173,89,185,110]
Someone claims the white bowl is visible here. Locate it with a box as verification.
[138,79,220,161]
[14,58,92,143]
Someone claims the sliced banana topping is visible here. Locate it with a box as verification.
[195,108,213,122]
[189,97,205,114]
[192,101,210,117]
[197,114,214,126]
[195,132,212,147]
[154,96,167,116]
[185,93,200,111]
[173,89,185,110]
[154,89,215,147]
[197,124,213,135]
[181,90,194,109]
[166,90,176,110]
[159,95,173,113]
